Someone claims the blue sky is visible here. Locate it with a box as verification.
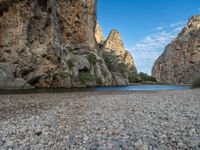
[97,0,200,75]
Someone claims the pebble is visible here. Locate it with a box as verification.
[35,130,42,136]
[135,139,143,149]
[6,140,14,149]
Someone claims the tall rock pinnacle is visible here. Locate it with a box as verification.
[95,22,105,44]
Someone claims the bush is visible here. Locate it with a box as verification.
[79,71,94,83]
[102,52,118,71]
[128,72,141,83]
[87,54,97,65]
[58,69,67,77]
[138,72,157,82]
[118,62,127,73]
[192,77,200,88]
[99,41,105,48]
[66,60,74,69]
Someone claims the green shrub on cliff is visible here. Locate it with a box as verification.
[66,60,74,69]
[79,71,94,83]
[102,52,117,71]
[128,72,157,83]
[128,72,141,83]
[138,72,157,82]
[99,41,105,49]
[192,77,200,88]
[87,54,97,65]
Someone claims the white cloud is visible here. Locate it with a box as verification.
[156,26,164,31]
[129,20,186,75]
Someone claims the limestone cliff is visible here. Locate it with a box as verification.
[95,22,104,44]
[0,0,137,89]
[152,15,200,84]
[102,29,137,85]
[0,0,115,89]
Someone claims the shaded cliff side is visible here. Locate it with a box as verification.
[152,15,200,84]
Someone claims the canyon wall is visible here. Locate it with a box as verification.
[152,15,200,84]
[0,0,137,89]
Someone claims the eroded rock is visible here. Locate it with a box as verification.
[152,15,200,84]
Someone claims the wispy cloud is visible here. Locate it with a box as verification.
[129,20,186,75]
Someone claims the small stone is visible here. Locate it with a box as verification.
[110,142,121,150]
[83,135,89,141]
[178,142,185,149]
[6,140,14,149]
[135,139,143,149]
[0,140,4,146]
[35,130,42,136]
[189,128,196,135]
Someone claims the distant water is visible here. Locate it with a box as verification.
[95,85,191,92]
[0,85,191,95]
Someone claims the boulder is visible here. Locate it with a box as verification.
[0,63,33,89]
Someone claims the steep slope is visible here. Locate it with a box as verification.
[152,15,200,84]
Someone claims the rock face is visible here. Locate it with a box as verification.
[0,0,137,89]
[152,15,200,84]
[0,0,112,89]
[102,29,137,85]
[95,22,104,44]
[104,29,126,56]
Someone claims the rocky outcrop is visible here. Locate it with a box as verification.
[0,63,34,89]
[102,29,137,85]
[0,0,137,89]
[95,22,104,44]
[152,15,200,84]
[104,29,126,56]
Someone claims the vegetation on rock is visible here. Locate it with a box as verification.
[138,72,157,82]
[66,60,74,69]
[87,54,97,65]
[128,72,157,83]
[102,52,117,71]
[128,72,141,83]
[192,77,200,88]
[79,71,94,83]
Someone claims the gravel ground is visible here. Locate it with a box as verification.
[0,89,200,150]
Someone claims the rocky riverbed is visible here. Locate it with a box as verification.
[0,89,200,150]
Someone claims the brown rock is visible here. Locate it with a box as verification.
[152,15,200,84]
[95,22,104,44]
[104,29,126,56]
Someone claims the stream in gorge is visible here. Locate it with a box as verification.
[0,85,191,95]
